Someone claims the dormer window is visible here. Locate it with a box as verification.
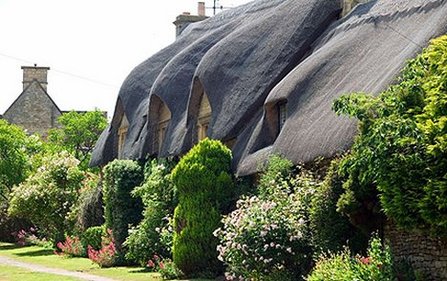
[197,92,211,141]
[278,101,287,133]
[158,102,171,152]
[118,114,129,159]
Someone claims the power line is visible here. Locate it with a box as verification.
[0,52,120,89]
[380,22,424,50]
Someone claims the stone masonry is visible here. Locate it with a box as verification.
[3,66,61,137]
[385,221,447,281]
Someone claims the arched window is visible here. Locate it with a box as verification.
[158,102,171,152]
[278,101,287,134]
[197,92,211,141]
[187,78,213,146]
[117,114,129,159]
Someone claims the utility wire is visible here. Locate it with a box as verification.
[0,52,120,89]
[381,22,424,50]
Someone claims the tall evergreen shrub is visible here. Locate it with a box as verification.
[103,160,143,262]
[171,139,233,277]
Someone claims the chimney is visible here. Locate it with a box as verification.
[22,64,50,91]
[198,2,206,17]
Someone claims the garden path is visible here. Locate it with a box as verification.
[0,255,116,281]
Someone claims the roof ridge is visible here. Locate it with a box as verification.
[336,0,445,33]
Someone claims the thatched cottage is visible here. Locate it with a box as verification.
[91,0,447,175]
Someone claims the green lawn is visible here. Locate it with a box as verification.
[0,243,211,281]
[0,264,79,281]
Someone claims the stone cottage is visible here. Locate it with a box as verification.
[3,65,61,137]
[2,65,106,138]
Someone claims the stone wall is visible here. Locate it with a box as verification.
[3,81,60,137]
[385,221,447,281]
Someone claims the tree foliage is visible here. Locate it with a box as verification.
[125,159,177,266]
[8,152,84,242]
[48,110,107,169]
[309,158,368,257]
[0,120,41,201]
[333,35,447,235]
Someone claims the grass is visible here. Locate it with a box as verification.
[0,242,211,281]
[0,264,79,281]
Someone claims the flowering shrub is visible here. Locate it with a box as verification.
[306,236,395,281]
[87,229,117,267]
[56,236,84,257]
[12,227,38,246]
[8,152,84,243]
[88,242,116,268]
[215,156,317,280]
[146,255,184,280]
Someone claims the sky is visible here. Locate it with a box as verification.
[0,0,252,119]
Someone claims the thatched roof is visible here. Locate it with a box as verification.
[91,0,447,175]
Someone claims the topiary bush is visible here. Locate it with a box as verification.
[215,155,316,281]
[81,225,106,252]
[309,158,368,256]
[103,159,143,263]
[171,139,233,277]
[125,159,177,266]
[333,35,447,235]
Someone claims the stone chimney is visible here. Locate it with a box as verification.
[22,64,50,91]
[198,2,206,17]
[341,0,370,17]
[173,5,209,38]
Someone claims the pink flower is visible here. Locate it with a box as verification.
[147,260,155,268]
[159,261,165,269]
[359,256,371,265]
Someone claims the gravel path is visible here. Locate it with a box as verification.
[0,255,116,281]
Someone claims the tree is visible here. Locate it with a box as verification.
[0,120,40,201]
[48,109,107,169]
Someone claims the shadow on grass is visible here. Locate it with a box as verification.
[15,249,54,257]
[127,268,151,274]
[0,244,22,251]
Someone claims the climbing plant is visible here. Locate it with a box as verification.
[333,35,447,235]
